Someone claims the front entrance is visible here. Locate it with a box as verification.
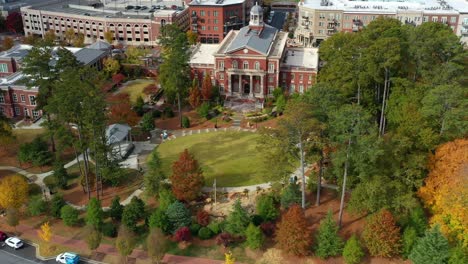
[243,83,250,94]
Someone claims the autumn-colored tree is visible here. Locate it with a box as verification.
[2,37,14,50]
[186,30,198,45]
[362,209,402,257]
[143,83,158,96]
[72,32,85,47]
[275,204,312,256]
[201,74,212,101]
[38,221,52,243]
[107,93,139,126]
[115,225,136,264]
[112,73,126,85]
[43,30,56,46]
[188,86,202,109]
[224,251,235,264]
[0,175,29,210]
[170,149,204,202]
[6,12,22,33]
[103,57,121,76]
[104,31,114,44]
[418,138,467,248]
[64,28,75,45]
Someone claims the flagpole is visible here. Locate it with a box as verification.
[214,178,217,207]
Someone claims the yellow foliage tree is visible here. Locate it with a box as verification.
[0,175,29,209]
[418,138,468,249]
[225,251,235,264]
[104,31,114,44]
[38,222,52,243]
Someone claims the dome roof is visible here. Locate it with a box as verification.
[250,3,263,15]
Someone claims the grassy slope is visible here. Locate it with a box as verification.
[121,79,154,104]
[157,131,266,187]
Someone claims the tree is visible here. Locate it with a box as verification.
[275,204,312,256]
[315,210,343,258]
[6,12,22,33]
[145,150,165,197]
[158,24,191,127]
[85,225,102,251]
[86,198,103,230]
[0,175,29,210]
[188,86,202,109]
[0,111,13,149]
[409,226,450,264]
[103,57,121,76]
[147,228,169,264]
[122,197,146,232]
[256,194,279,221]
[64,28,75,45]
[72,33,85,47]
[53,162,69,189]
[18,137,52,167]
[166,201,191,233]
[104,31,114,44]
[6,208,19,232]
[149,208,171,234]
[115,225,136,264]
[245,223,264,249]
[224,251,235,264]
[50,194,66,218]
[61,205,79,226]
[107,94,139,126]
[201,74,212,101]
[186,30,198,45]
[196,210,210,226]
[225,199,250,235]
[362,209,401,257]
[419,139,467,247]
[110,196,124,221]
[141,112,155,132]
[343,235,365,264]
[38,221,52,244]
[402,226,418,258]
[158,188,176,211]
[2,37,14,50]
[280,183,301,209]
[28,195,47,216]
[170,149,204,202]
[174,226,191,242]
[449,245,468,264]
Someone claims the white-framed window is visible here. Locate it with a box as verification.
[318,30,324,34]
[299,74,303,81]
[291,73,295,80]
[213,26,218,31]
[450,17,456,23]
[220,73,224,80]
[0,94,4,103]
[232,61,238,69]
[299,85,304,93]
[309,75,312,81]
[218,61,224,70]
[432,17,438,22]
[32,110,40,119]
[24,108,29,117]
[12,94,17,102]
[219,84,224,93]
[268,76,273,83]
[318,22,324,27]
[20,94,25,102]
[268,86,274,95]
[0,63,8,73]
[200,11,205,16]
[268,63,274,73]
[29,95,36,106]
[14,106,20,116]
[201,26,206,30]
[254,61,260,70]
[213,11,218,17]
[290,84,295,93]
[243,61,249,69]
[441,17,447,23]
[423,16,428,22]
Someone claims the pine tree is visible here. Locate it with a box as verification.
[109,196,124,221]
[245,223,264,249]
[362,209,401,257]
[343,235,365,264]
[86,198,103,230]
[409,226,450,264]
[166,201,191,233]
[225,199,250,235]
[315,210,343,258]
[275,204,312,256]
[170,149,204,202]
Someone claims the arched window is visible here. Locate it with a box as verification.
[98,23,103,26]
[232,61,238,69]
[143,24,148,28]
[135,24,139,28]
[126,24,131,28]
[117,24,122,27]
[109,23,114,27]
[243,61,249,69]
[161,19,166,27]
[254,61,260,70]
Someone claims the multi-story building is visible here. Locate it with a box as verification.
[189,0,254,43]
[295,0,467,47]
[21,0,190,47]
[0,0,55,17]
[452,0,468,43]
[190,4,319,103]
[0,44,108,119]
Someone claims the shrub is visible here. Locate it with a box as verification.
[109,196,124,222]
[362,209,401,257]
[149,208,171,234]
[449,245,468,264]
[53,162,69,189]
[141,112,155,132]
[86,198,103,230]
[343,235,365,264]
[256,194,279,222]
[280,183,301,209]
[102,222,118,238]
[181,116,190,128]
[61,205,79,226]
[245,223,264,249]
[196,210,210,226]
[251,214,263,226]
[163,106,174,118]
[225,199,250,235]
[152,110,161,118]
[207,221,221,235]
[260,221,276,237]
[275,95,287,113]
[409,226,450,264]
[190,223,201,235]
[50,194,66,218]
[158,188,176,211]
[256,248,285,264]
[174,227,191,242]
[17,137,52,167]
[216,232,234,248]
[122,197,146,231]
[197,102,211,119]
[198,227,213,240]
[166,201,191,233]
[28,195,47,216]
[402,226,418,258]
[315,210,343,258]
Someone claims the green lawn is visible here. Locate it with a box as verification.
[157,131,268,187]
[12,129,46,144]
[120,79,155,103]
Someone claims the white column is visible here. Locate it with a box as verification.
[228,74,232,95]
[249,75,254,98]
[238,75,242,95]
[260,75,264,97]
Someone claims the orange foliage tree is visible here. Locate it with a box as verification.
[201,74,212,101]
[362,209,401,257]
[189,86,202,109]
[418,138,468,248]
[275,204,312,256]
[170,149,204,202]
[107,93,139,126]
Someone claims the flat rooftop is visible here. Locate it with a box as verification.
[281,48,319,69]
[189,0,245,6]
[190,44,220,65]
[301,0,463,14]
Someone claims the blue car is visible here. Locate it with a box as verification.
[56,252,80,264]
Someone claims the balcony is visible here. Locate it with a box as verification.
[352,19,362,26]
[461,28,468,36]
[302,16,309,21]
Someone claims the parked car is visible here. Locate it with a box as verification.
[0,231,7,241]
[56,252,80,264]
[5,237,23,250]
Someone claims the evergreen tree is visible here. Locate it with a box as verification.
[343,235,365,264]
[144,150,165,197]
[280,183,301,209]
[402,226,418,259]
[86,198,103,230]
[315,210,343,258]
[245,223,264,250]
[149,208,171,234]
[166,201,191,233]
[121,197,146,232]
[109,196,124,221]
[256,194,279,222]
[225,199,250,235]
[409,226,450,264]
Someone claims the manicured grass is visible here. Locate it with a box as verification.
[12,129,46,144]
[120,79,155,103]
[157,131,268,187]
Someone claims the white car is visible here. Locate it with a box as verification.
[56,252,80,264]
[5,237,23,250]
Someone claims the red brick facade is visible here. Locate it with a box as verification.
[0,87,41,119]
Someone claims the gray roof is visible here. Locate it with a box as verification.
[87,40,112,50]
[106,124,131,145]
[251,3,262,15]
[225,25,277,55]
[73,48,107,65]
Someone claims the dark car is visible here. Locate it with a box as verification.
[125,5,134,10]
[0,231,7,241]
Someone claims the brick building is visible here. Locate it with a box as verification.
[190,3,318,105]
[189,0,254,43]
[0,44,108,119]
[21,0,190,47]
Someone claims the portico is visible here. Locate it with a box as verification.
[227,72,264,98]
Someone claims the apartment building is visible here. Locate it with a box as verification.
[189,0,254,43]
[21,0,190,47]
[295,0,467,47]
